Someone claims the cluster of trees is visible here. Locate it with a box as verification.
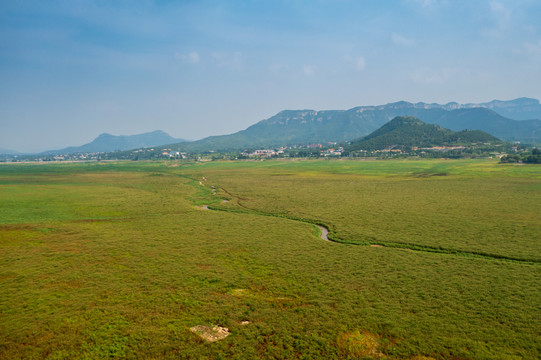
[500,148,541,164]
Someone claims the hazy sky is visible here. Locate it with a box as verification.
[1,0,541,152]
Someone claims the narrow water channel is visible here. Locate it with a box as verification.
[317,225,329,241]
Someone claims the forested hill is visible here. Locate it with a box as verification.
[348,116,502,151]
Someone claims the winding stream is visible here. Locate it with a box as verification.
[195,180,538,264]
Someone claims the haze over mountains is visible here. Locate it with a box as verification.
[44,130,187,155]
[168,98,541,152]
[5,98,539,155]
[0,147,20,155]
[401,97,541,120]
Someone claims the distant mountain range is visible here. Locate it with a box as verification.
[349,116,501,151]
[44,130,187,154]
[414,97,541,120]
[11,98,538,156]
[0,147,20,155]
[168,98,541,152]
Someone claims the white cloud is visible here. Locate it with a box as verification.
[187,52,199,64]
[392,33,415,47]
[356,57,366,71]
[414,0,437,7]
[302,64,315,76]
[211,51,243,69]
[343,54,366,71]
[483,1,511,38]
[410,0,448,9]
[175,51,200,64]
[411,67,455,84]
[524,39,541,56]
[490,1,510,21]
[269,63,290,73]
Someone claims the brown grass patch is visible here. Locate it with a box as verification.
[44,280,83,290]
[195,263,212,270]
[336,330,384,358]
[69,217,138,224]
[0,224,38,231]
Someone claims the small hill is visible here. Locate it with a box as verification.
[349,116,502,151]
[45,130,188,154]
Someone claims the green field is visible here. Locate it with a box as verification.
[1,159,540,359]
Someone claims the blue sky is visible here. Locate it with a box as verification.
[1,0,541,152]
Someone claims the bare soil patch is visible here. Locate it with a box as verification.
[231,288,249,297]
[190,325,230,342]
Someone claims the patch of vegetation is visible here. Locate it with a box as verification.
[0,160,539,359]
[501,148,541,164]
[188,159,541,261]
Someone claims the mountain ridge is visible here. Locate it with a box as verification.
[24,98,541,155]
[44,130,188,154]
[166,98,540,152]
[0,147,20,155]
[354,97,541,120]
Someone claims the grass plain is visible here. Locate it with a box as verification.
[0,159,539,359]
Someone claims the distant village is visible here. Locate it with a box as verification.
[1,141,526,163]
[240,144,344,158]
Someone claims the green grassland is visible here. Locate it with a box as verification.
[0,159,540,359]
[190,159,541,261]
